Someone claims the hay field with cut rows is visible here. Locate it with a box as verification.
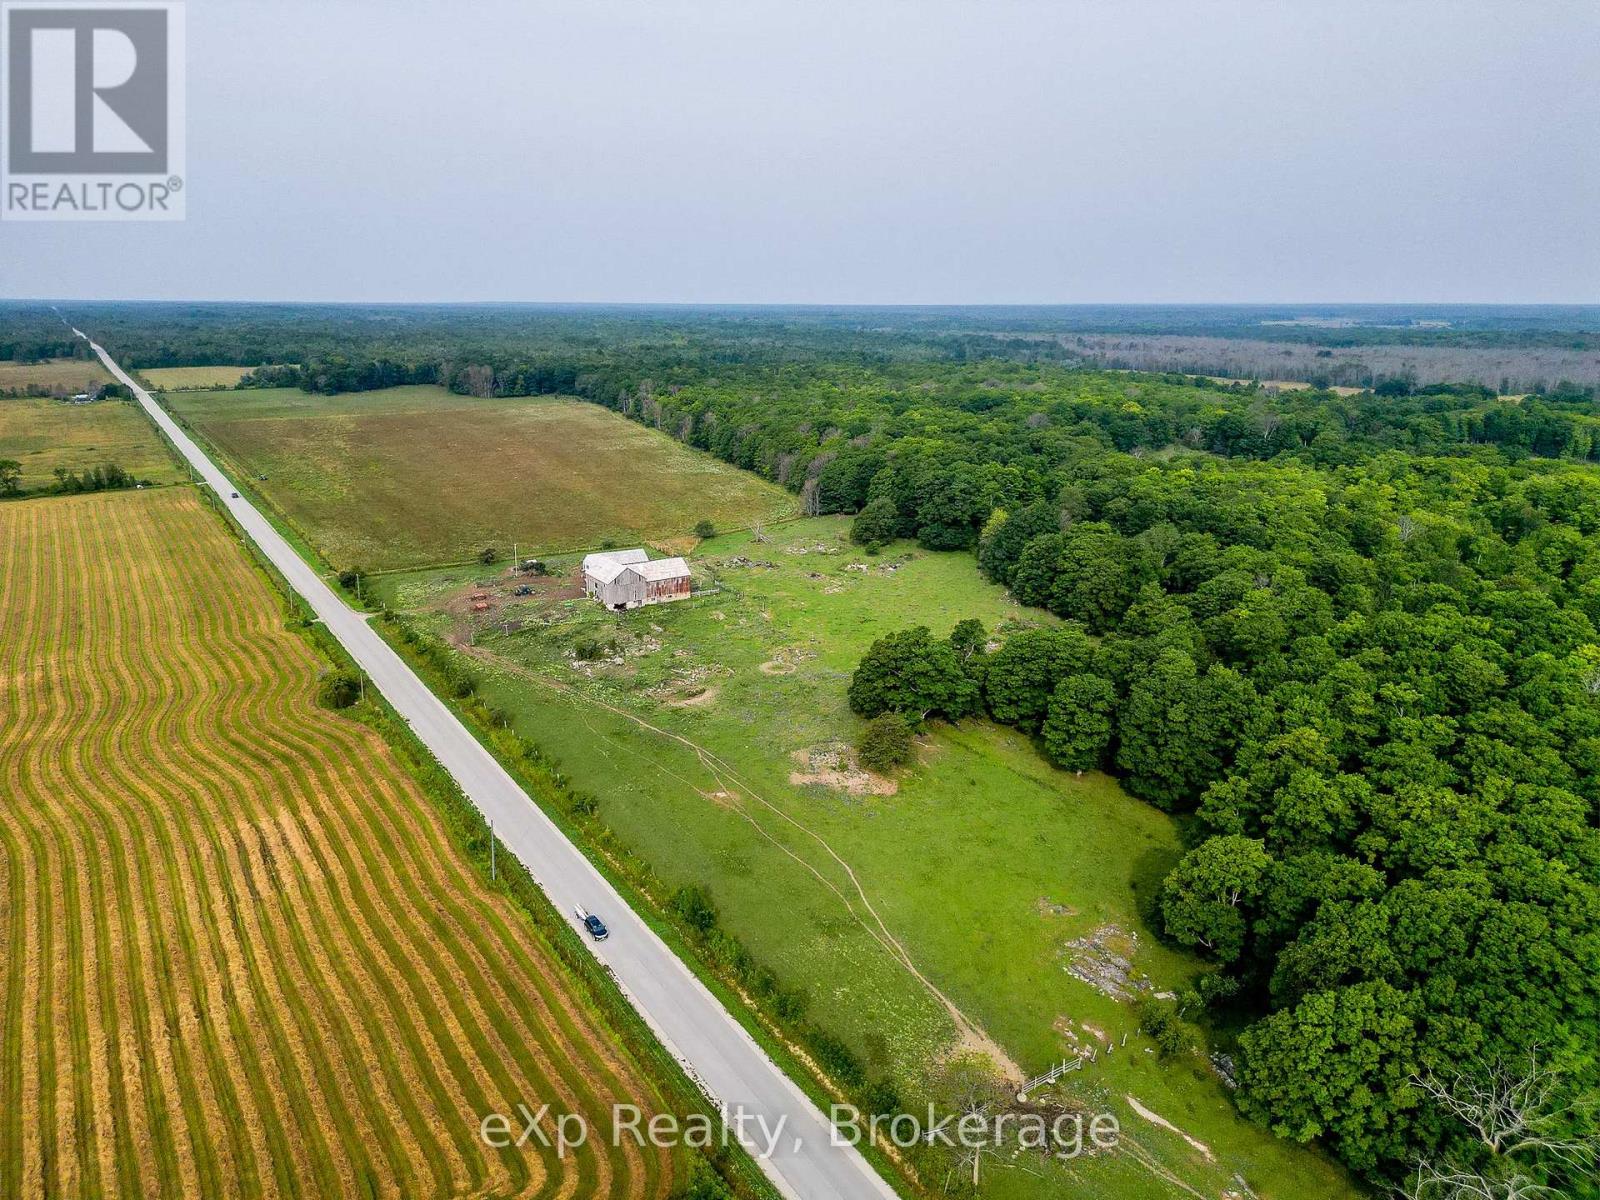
[0,487,681,1199]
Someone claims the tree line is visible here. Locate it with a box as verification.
[0,459,140,497]
[844,406,1600,1193]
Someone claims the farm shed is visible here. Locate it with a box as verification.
[583,549,692,610]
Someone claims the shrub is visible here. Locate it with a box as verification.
[671,885,718,936]
[673,1158,735,1200]
[694,518,716,539]
[442,665,475,698]
[770,985,809,1023]
[861,1077,901,1117]
[857,713,914,772]
[804,1028,866,1089]
[1135,995,1190,1059]
[478,546,498,565]
[849,496,899,547]
[317,669,361,709]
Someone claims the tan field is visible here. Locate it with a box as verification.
[0,359,111,395]
[140,365,259,390]
[0,488,682,1199]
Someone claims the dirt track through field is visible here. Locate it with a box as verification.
[0,489,678,1199]
[456,640,1022,1083]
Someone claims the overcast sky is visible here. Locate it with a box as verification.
[2,0,1596,304]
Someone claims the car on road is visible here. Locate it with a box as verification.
[574,905,609,941]
[229,491,239,498]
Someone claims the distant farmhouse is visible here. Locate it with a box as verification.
[582,549,691,610]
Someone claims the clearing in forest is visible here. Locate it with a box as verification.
[164,385,797,570]
[0,488,683,1199]
[139,365,259,390]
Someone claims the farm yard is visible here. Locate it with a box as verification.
[0,358,111,397]
[374,518,1357,1200]
[0,396,186,493]
[139,365,258,390]
[0,488,686,1199]
[162,385,797,571]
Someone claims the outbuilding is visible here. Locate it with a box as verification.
[582,549,692,610]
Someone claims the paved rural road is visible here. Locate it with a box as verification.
[81,333,902,1200]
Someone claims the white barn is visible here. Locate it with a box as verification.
[582,549,692,610]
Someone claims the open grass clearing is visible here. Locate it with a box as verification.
[163,385,797,571]
[0,488,685,1199]
[0,396,185,493]
[376,516,1358,1200]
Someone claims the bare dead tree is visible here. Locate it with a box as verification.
[1253,402,1283,441]
[1412,1051,1599,1168]
[1397,1050,1600,1200]
[1398,1160,1555,1200]
[799,477,821,516]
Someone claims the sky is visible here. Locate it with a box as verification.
[2,0,1597,304]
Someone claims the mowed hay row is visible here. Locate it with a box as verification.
[0,488,680,1199]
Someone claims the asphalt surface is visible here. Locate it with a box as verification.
[84,334,902,1200]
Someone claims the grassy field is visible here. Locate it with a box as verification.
[375,518,1357,1200]
[140,365,256,390]
[0,358,111,395]
[163,385,797,570]
[0,397,186,493]
[0,488,685,1199]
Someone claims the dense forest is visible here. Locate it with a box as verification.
[6,300,1600,390]
[810,371,1600,1194]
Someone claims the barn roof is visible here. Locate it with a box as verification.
[628,557,691,582]
[584,558,633,584]
[582,548,649,575]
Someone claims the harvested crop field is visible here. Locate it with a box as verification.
[0,358,111,396]
[164,385,797,570]
[0,396,186,493]
[0,488,681,1199]
[139,365,257,390]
